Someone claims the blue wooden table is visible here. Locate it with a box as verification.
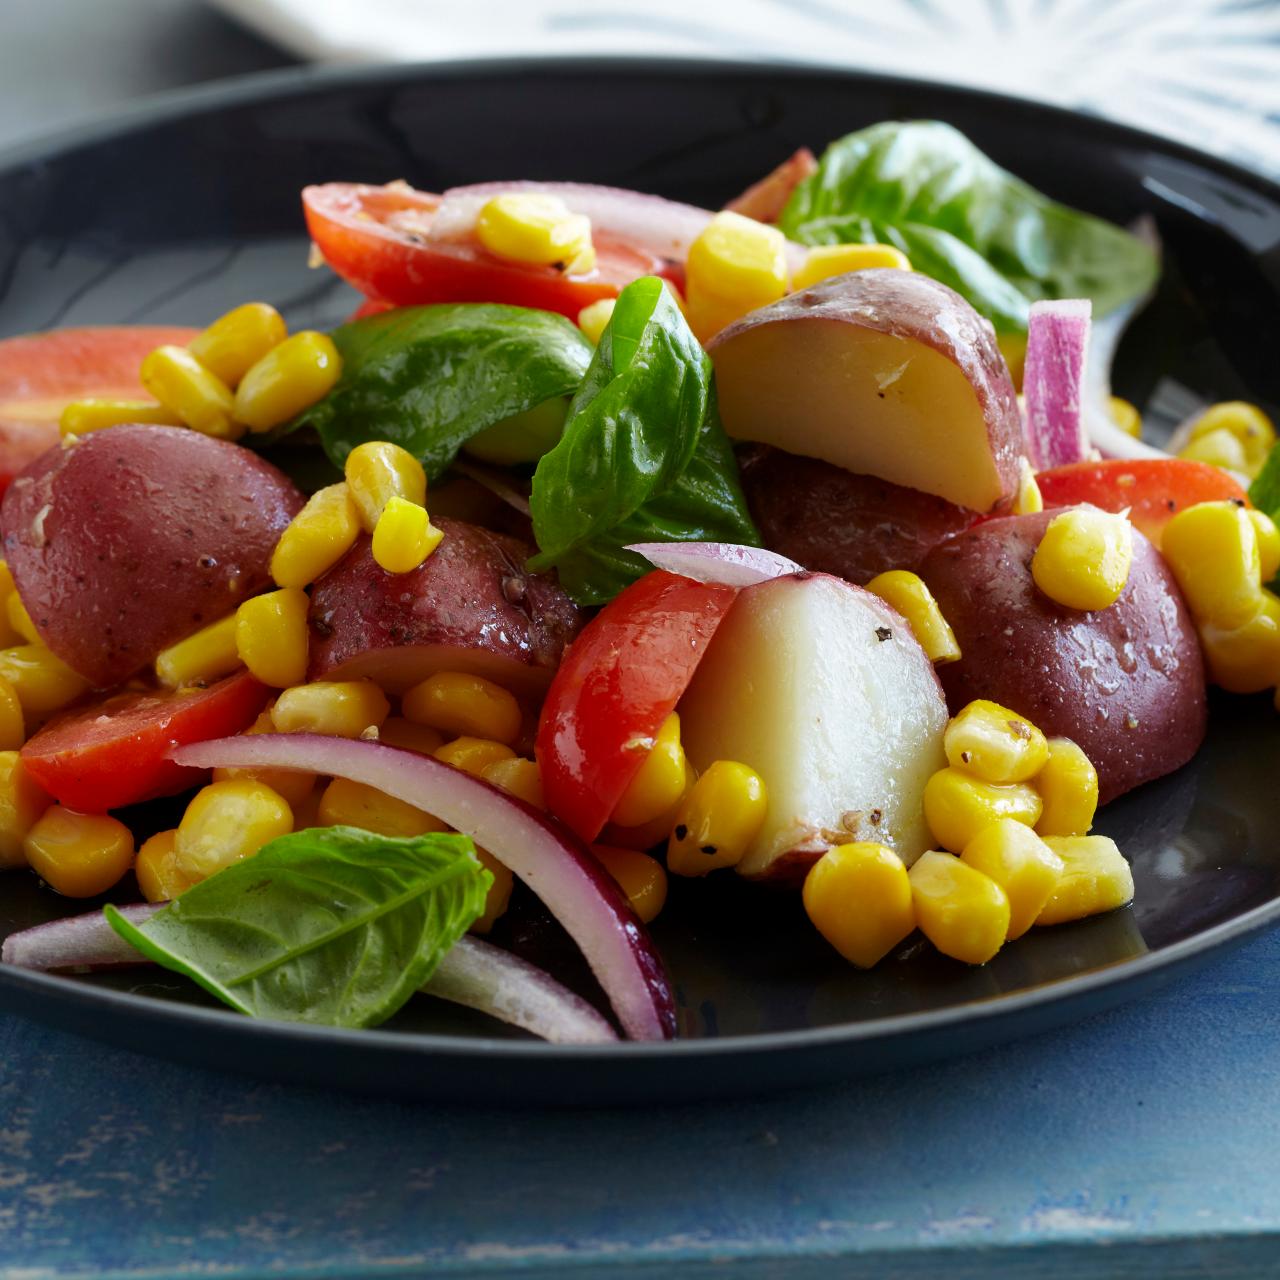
[3,927,1279,1278]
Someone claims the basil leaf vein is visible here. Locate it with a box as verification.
[105,826,490,1028]
[779,120,1159,335]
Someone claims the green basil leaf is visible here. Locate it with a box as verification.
[289,304,593,478]
[529,276,759,604]
[105,827,489,1028]
[779,120,1159,335]
[1250,451,1280,573]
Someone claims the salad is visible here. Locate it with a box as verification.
[0,120,1275,1046]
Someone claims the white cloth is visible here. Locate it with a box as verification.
[210,0,1280,174]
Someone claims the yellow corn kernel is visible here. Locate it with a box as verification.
[944,699,1048,784]
[611,712,688,829]
[791,242,911,292]
[599,778,692,851]
[270,680,389,739]
[23,806,134,898]
[1250,509,1280,582]
[665,759,767,877]
[802,841,915,968]
[0,751,51,868]
[1186,401,1275,474]
[402,671,522,746]
[1013,458,1044,515]
[1031,507,1133,612]
[0,645,89,716]
[371,497,443,574]
[476,193,594,270]
[471,846,514,934]
[960,819,1064,940]
[154,614,240,689]
[234,331,342,433]
[1179,426,1248,473]
[317,776,445,838]
[270,482,361,589]
[1161,500,1261,628]
[591,844,668,923]
[344,441,428,533]
[0,562,19,649]
[59,399,181,437]
[865,570,960,664]
[0,676,25,750]
[6,593,39,645]
[1199,589,1280,693]
[481,756,544,808]
[378,717,446,756]
[434,736,516,777]
[923,766,1043,854]
[235,588,309,688]
[577,299,616,345]
[909,850,1010,965]
[174,778,293,881]
[140,345,241,440]
[685,211,787,340]
[134,829,196,903]
[188,302,288,387]
[1109,397,1142,438]
[211,709,317,807]
[1034,737,1099,838]
[1036,835,1134,925]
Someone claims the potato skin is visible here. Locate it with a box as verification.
[1,425,304,688]
[739,445,978,584]
[307,518,584,695]
[919,509,1207,804]
[710,269,1023,509]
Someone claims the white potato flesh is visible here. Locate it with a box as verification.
[678,572,949,880]
[712,320,1005,512]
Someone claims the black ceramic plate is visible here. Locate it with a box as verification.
[0,60,1278,1105]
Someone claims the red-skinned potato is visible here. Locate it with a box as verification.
[919,508,1207,804]
[739,445,978,584]
[1,425,303,688]
[709,270,1023,513]
[307,518,583,696]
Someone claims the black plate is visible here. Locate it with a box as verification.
[1,59,1278,1105]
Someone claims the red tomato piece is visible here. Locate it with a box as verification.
[0,325,198,492]
[304,182,676,320]
[536,571,738,843]
[1036,458,1250,546]
[21,672,270,813]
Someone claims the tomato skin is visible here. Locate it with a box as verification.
[304,182,674,320]
[536,571,738,842]
[0,326,198,492]
[21,672,270,813]
[1036,458,1250,546]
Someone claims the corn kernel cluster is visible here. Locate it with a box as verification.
[62,302,341,443]
[1175,402,1275,480]
[1160,499,1280,700]
[803,700,1126,969]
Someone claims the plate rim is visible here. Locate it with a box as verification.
[1,54,1278,1067]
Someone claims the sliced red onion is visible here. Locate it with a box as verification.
[173,735,675,1041]
[429,180,808,272]
[1023,299,1092,469]
[626,541,802,587]
[3,905,617,1045]
[1,902,160,971]
[430,935,616,1044]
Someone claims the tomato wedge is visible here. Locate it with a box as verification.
[1036,458,1250,547]
[304,182,678,320]
[536,571,738,843]
[0,325,197,491]
[21,672,270,813]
